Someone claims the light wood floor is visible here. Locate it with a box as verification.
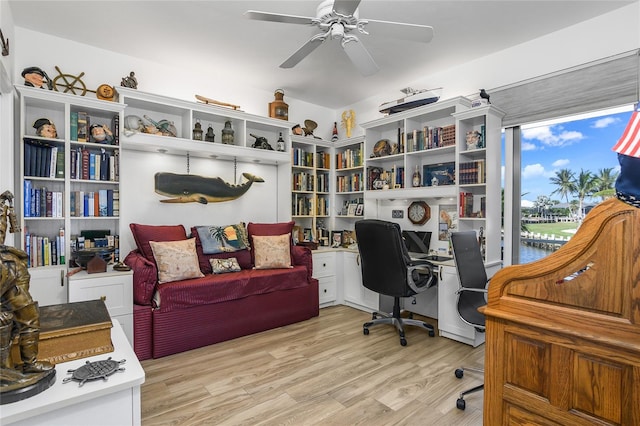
[141,305,485,425]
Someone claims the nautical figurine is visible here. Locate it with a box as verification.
[33,118,57,139]
[21,66,52,90]
[250,134,273,150]
[90,124,114,144]
[154,172,264,204]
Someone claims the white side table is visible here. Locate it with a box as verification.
[1,320,145,426]
[68,266,134,344]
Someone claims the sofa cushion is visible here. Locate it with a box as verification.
[210,257,241,274]
[253,234,292,269]
[150,238,205,284]
[247,221,294,265]
[194,223,249,254]
[153,265,310,312]
[130,223,187,262]
[191,226,252,273]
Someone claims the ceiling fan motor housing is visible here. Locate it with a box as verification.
[317,0,359,35]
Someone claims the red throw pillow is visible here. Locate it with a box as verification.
[247,221,295,265]
[129,223,187,262]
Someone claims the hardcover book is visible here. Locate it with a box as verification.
[77,111,88,142]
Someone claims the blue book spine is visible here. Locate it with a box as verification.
[24,180,31,217]
[89,153,96,180]
[107,189,114,216]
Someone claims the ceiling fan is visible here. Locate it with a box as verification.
[245,0,434,76]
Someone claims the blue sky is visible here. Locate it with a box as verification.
[503,105,634,206]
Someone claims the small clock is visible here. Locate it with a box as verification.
[408,201,431,225]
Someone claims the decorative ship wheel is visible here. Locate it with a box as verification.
[52,65,114,100]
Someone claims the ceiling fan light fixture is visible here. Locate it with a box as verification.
[330,23,345,39]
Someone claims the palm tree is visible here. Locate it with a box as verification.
[549,169,576,203]
[574,169,597,219]
[593,167,618,200]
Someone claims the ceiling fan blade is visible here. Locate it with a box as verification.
[244,10,315,25]
[280,34,326,68]
[333,0,361,16]
[341,36,379,76]
[362,19,434,43]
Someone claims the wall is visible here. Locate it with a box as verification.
[0,1,15,245]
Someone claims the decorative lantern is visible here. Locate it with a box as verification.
[269,89,289,120]
[221,120,234,145]
[205,124,215,142]
[192,120,203,140]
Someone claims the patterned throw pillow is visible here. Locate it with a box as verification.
[195,223,250,254]
[252,234,293,270]
[209,257,242,274]
[149,238,204,284]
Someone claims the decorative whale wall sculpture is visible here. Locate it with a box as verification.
[154,172,264,204]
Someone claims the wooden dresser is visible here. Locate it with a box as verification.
[483,198,640,425]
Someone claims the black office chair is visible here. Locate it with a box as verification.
[450,231,489,410]
[355,220,437,346]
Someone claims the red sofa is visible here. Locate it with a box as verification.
[125,222,319,360]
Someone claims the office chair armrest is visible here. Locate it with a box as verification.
[456,287,488,295]
[407,262,437,293]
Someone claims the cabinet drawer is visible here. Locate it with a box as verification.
[69,273,133,317]
[312,252,336,278]
[318,276,337,304]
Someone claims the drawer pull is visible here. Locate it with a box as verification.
[100,296,107,301]
[323,263,326,267]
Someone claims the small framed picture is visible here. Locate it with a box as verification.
[347,203,357,216]
[331,231,342,248]
[355,204,364,216]
[303,228,313,241]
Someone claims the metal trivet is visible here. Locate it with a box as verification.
[62,357,126,387]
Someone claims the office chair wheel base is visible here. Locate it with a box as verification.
[456,398,466,410]
[455,369,464,378]
[400,337,407,346]
[363,328,369,335]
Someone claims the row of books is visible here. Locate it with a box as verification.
[459,192,486,218]
[405,125,456,152]
[459,160,486,184]
[70,189,119,217]
[24,139,64,178]
[316,173,329,193]
[71,112,120,145]
[336,172,364,193]
[336,144,364,169]
[292,193,313,216]
[24,228,65,268]
[316,196,329,216]
[316,151,331,169]
[23,181,63,218]
[69,147,119,181]
[292,172,314,192]
[292,148,314,167]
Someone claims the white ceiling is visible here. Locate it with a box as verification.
[8,0,635,109]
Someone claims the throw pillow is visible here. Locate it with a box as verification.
[194,223,250,254]
[130,223,187,262]
[247,221,294,265]
[252,234,293,270]
[210,257,241,274]
[149,238,204,284]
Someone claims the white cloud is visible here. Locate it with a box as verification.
[591,116,620,128]
[552,159,570,167]
[521,199,535,208]
[522,163,546,179]
[522,141,536,151]
[521,125,584,147]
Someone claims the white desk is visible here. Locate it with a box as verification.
[1,320,145,426]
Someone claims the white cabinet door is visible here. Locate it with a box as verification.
[28,266,67,306]
[437,265,485,347]
[343,251,378,311]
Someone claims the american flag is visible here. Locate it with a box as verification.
[612,102,640,158]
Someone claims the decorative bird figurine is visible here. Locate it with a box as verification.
[479,89,491,104]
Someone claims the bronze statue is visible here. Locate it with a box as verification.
[1,190,55,404]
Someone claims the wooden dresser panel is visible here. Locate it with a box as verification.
[483,198,640,426]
